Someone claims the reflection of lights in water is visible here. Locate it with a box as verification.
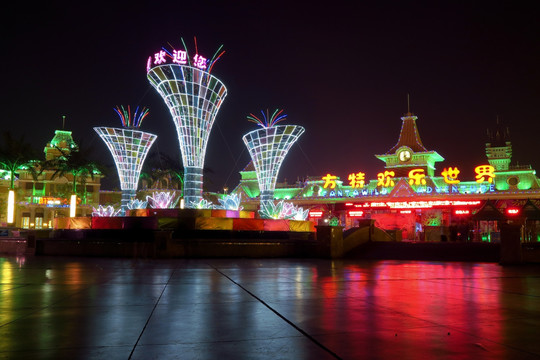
[15,256,26,267]
[0,260,14,329]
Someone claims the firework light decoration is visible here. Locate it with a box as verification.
[94,106,157,214]
[147,39,227,207]
[113,105,150,128]
[243,109,304,204]
[247,109,288,128]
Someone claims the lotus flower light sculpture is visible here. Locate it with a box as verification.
[92,205,121,217]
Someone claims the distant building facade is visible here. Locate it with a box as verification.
[233,113,540,242]
[0,130,102,228]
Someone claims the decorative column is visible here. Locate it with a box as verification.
[94,106,157,215]
[242,109,304,206]
[147,45,227,207]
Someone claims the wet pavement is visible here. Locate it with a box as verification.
[0,256,539,359]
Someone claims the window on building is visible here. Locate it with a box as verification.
[22,212,31,229]
[35,216,43,229]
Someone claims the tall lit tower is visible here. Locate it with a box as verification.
[242,109,305,204]
[94,106,157,214]
[146,43,227,206]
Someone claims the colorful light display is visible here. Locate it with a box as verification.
[69,194,77,217]
[94,106,157,213]
[243,109,305,204]
[146,191,180,209]
[7,190,14,224]
[345,200,482,209]
[147,44,227,207]
[92,205,121,217]
[322,165,497,192]
[215,193,243,211]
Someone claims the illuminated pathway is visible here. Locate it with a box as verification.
[1,256,539,359]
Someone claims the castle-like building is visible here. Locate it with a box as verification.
[0,129,102,228]
[232,112,540,242]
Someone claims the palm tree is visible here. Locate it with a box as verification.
[45,141,103,204]
[141,151,185,193]
[0,131,39,190]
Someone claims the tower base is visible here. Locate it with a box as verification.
[184,167,203,207]
[260,190,275,204]
[121,189,137,215]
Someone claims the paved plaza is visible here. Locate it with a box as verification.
[0,255,539,359]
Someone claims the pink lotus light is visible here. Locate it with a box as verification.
[146,191,179,209]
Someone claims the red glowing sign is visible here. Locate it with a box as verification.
[507,208,520,215]
[359,200,481,209]
[400,210,412,214]
[347,210,364,217]
[454,210,470,215]
[309,211,324,218]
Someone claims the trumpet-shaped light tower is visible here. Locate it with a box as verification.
[242,109,305,204]
[94,106,157,214]
[147,43,227,206]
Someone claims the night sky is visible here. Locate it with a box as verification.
[3,1,540,192]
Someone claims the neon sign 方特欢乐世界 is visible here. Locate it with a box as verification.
[322,166,496,191]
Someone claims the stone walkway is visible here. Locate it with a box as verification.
[1,256,539,359]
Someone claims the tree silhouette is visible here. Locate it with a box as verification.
[44,141,103,203]
[0,131,39,189]
[141,151,184,193]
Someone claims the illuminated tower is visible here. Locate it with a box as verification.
[94,106,157,213]
[242,109,305,204]
[147,45,227,206]
[486,118,512,171]
[375,111,443,177]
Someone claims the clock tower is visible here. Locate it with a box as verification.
[375,111,444,177]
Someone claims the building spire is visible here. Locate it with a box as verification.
[404,93,414,117]
[62,115,66,130]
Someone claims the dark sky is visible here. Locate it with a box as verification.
[3,1,540,192]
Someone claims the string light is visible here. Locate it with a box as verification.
[243,111,304,203]
[147,46,227,207]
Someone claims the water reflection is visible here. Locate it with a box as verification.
[0,257,535,358]
[307,261,506,357]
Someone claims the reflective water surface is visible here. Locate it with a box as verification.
[1,256,539,359]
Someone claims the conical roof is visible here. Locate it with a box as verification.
[471,200,506,221]
[521,199,540,220]
[386,113,428,154]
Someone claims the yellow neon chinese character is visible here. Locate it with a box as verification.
[408,169,426,185]
[475,165,495,183]
[348,172,365,188]
[441,167,460,184]
[322,173,337,189]
[377,171,395,187]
